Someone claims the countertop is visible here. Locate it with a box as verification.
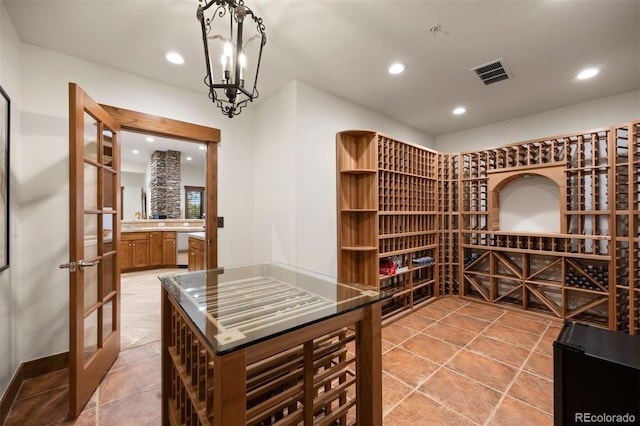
[122,227,205,233]
[187,232,206,240]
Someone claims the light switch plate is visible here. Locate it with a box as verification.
[217,217,224,228]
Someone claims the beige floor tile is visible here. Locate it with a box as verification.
[430,297,470,311]
[382,347,439,388]
[456,304,505,321]
[466,335,530,368]
[393,312,435,332]
[422,322,477,347]
[494,311,551,334]
[482,323,541,351]
[523,351,554,380]
[400,333,460,365]
[382,322,418,345]
[415,305,451,321]
[440,312,492,333]
[384,391,476,425]
[382,372,413,415]
[487,395,553,426]
[509,371,554,414]
[419,367,502,424]
[445,349,518,392]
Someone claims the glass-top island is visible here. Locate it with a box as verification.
[159,262,385,426]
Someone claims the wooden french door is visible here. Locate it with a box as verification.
[64,83,122,416]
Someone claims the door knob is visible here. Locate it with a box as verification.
[59,262,77,272]
[79,259,100,271]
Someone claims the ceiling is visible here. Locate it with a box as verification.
[4,0,640,139]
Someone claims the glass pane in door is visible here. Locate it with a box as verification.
[84,163,98,211]
[103,168,115,210]
[84,213,98,260]
[101,252,114,296]
[84,309,98,362]
[102,129,114,168]
[84,112,98,162]
[102,298,113,344]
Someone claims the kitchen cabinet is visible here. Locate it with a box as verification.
[188,236,205,271]
[121,230,178,272]
[149,231,163,266]
[121,232,149,271]
[162,232,176,267]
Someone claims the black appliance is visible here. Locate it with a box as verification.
[553,320,640,425]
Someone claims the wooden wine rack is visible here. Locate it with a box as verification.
[337,119,639,333]
[337,131,440,320]
[438,153,460,296]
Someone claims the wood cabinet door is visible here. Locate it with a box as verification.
[163,237,176,266]
[149,231,163,266]
[120,240,133,270]
[131,239,150,268]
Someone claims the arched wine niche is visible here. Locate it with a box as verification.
[488,165,566,233]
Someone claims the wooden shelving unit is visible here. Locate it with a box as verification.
[336,131,378,287]
[337,119,639,333]
[337,130,439,320]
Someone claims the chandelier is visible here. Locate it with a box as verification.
[197,0,266,118]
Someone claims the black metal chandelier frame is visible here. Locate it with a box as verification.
[197,0,266,118]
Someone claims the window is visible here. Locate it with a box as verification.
[185,186,205,219]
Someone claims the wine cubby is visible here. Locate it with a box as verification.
[338,119,639,333]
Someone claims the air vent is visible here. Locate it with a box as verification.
[471,58,511,85]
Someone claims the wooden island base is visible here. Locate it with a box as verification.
[161,285,382,426]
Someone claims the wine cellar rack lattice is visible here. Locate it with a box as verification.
[337,120,639,333]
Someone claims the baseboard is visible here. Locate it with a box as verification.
[0,351,69,424]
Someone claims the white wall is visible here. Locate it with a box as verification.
[121,171,145,220]
[435,90,640,152]
[0,0,21,398]
[16,44,256,369]
[500,176,561,233]
[252,81,434,276]
[253,81,297,265]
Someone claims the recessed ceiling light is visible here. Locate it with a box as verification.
[132,149,139,154]
[165,51,184,65]
[453,107,466,115]
[577,68,599,80]
[186,157,193,161]
[199,145,207,151]
[388,62,407,75]
[146,137,154,142]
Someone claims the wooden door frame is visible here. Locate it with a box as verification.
[99,105,220,269]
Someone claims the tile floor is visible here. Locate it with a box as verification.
[5,270,562,425]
